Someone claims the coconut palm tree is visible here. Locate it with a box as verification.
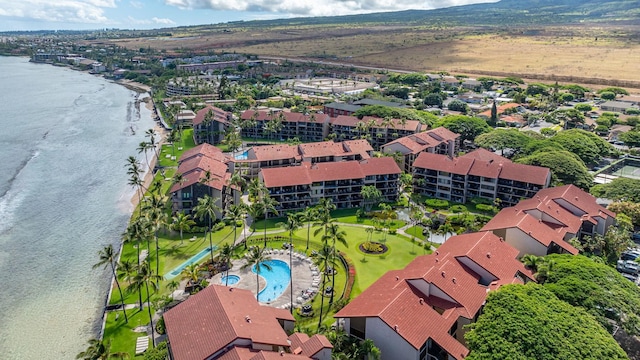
[278,213,303,313]
[224,204,246,247]
[145,128,159,165]
[144,193,169,275]
[137,141,152,172]
[219,243,235,286]
[312,244,338,330]
[241,246,272,300]
[93,245,128,323]
[437,221,455,242]
[181,263,202,287]
[117,259,136,287]
[261,195,279,248]
[125,156,146,214]
[131,261,162,348]
[323,223,347,305]
[76,338,129,360]
[193,194,222,263]
[171,212,196,246]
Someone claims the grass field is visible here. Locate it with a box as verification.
[105,25,640,87]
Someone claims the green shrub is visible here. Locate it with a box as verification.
[389,229,397,235]
[449,204,466,213]
[476,204,494,212]
[362,241,383,253]
[155,317,166,335]
[469,197,492,205]
[425,198,449,209]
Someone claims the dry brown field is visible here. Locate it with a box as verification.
[103,24,640,86]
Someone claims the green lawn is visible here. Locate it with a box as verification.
[406,225,427,241]
[103,308,151,359]
[157,129,196,168]
[251,208,407,231]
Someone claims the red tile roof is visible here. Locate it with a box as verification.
[181,143,227,163]
[481,208,579,255]
[498,161,550,186]
[383,127,459,155]
[460,148,509,163]
[298,139,373,159]
[335,232,530,359]
[249,144,301,162]
[479,103,521,118]
[216,347,315,360]
[413,152,475,175]
[164,285,294,360]
[289,334,333,357]
[193,105,230,126]
[260,158,400,188]
[171,153,230,193]
[534,184,616,222]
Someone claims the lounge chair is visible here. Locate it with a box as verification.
[135,336,149,355]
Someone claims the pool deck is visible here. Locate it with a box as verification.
[209,251,321,310]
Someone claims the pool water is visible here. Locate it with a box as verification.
[163,246,216,280]
[234,150,249,160]
[221,274,240,285]
[252,259,291,302]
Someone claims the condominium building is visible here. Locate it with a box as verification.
[164,285,333,360]
[259,157,401,216]
[240,110,330,142]
[329,115,423,150]
[412,149,551,207]
[233,140,373,178]
[193,105,231,145]
[169,144,238,219]
[381,127,460,173]
[335,231,534,360]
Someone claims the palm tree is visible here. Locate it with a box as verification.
[181,263,202,287]
[171,212,196,246]
[278,213,303,313]
[360,185,382,212]
[144,194,169,276]
[117,259,136,287]
[193,194,222,263]
[323,223,347,305]
[137,141,151,172]
[93,245,128,323]
[247,201,264,249]
[125,156,145,215]
[167,279,180,293]
[132,261,162,348]
[219,243,235,286]
[299,208,316,251]
[521,254,542,274]
[437,221,455,242]
[224,204,246,247]
[261,195,279,248]
[145,128,159,165]
[241,246,272,300]
[313,244,338,330]
[76,338,129,360]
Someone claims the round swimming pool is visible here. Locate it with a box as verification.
[221,274,240,285]
[252,259,291,303]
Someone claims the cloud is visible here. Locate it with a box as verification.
[163,0,496,16]
[129,1,143,9]
[127,16,176,25]
[0,0,116,24]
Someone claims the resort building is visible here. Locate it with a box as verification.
[334,231,534,360]
[412,149,551,207]
[259,157,401,216]
[329,115,423,150]
[193,105,231,145]
[481,184,615,257]
[381,127,460,173]
[164,285,333,360]
[169,144,238,219]
[322,102,362,117]
[240,110,330,143]
[175,109,196,127]
[233,140,373,178]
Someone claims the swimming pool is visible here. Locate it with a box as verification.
[252,259,291,303]
[234,150,249,160]
[221,274,240,285]
[163,246,216,280]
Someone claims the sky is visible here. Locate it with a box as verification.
[0,0,497,32]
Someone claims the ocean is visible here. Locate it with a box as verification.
[0,56,155,359]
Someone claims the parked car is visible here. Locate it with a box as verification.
[620,272,638,283]
[617,260,640,275]
[621,250,640,262]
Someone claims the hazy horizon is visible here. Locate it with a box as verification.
[0,0,498,32]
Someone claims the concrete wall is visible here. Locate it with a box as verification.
[366,317,418,360]
[505,228,548,257]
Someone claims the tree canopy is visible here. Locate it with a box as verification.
[474,128,531,157]
[465,283,628,360]
[434,115,491,142]
[516,149,593,189]
[590,177,640,202]
[353,105,437,125]
[550,129,617,165]
[543,254,640,337]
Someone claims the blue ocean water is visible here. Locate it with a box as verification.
[0,57,155,359]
